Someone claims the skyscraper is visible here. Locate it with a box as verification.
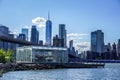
[69,40,73,48]
[8,34,16,51]
[17,34,26,41]
[31,25,39,44]
[117,39,120,58]
[53,35,60,47]
[46,12,52,46]
[107,43,112,52]
[112,43,117,52]
[22,28,28,40]
[91,30,104,55]
[53,35,64,47]
[37,31,39,44]
[59,24,67,47]
[112,43,118,59]
[0,25,9,50]
[39,40,43,46]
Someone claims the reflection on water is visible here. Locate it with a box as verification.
[0,63,120,80]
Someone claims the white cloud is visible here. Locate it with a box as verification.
[32,17,46,28]
[67,33,88,37]
[67,33,90,53]
[67,33,89,42]
[24,25,31,28]
[76,42,90,51]
[9,31,18,35]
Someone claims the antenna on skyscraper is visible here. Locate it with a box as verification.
[48,11,50,20]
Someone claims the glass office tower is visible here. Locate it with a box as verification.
[22,28,28,40]
[91,30,104,54]
[59,24,67,47]
[30,25,39,44]
[46,13,52,46]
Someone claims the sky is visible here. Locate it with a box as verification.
[0,0,120,52]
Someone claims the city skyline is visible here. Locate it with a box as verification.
[0,0,120,51]
[0,1,120,80]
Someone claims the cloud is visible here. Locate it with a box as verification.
[31,17,46,43]
[9,31,18,35]
[67,33,88,37]
[67,33,89,41]
[67,33,90,53]
[24,25,31,28]
[76,42,90,49]
[32,17,46,28]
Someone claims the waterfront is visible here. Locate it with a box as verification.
[0,63,120,80]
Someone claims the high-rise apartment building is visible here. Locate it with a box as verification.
[91,30,104,55]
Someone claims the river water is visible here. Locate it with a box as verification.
[0,63,120,80]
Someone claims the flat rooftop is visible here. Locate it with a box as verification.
[17,46,68,51]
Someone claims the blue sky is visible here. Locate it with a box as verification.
[0,0,120,51]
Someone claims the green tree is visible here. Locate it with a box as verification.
[0,49,5,63]
[5,49,14,62]
[0,49,14,63]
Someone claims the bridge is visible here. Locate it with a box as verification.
[0,35,40,46]
[69,58,120,63]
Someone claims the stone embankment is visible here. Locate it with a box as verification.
[0,62,105,77]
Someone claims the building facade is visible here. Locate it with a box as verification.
[46,13,52,46]
[30,25,39,44]
[22,28,28,41]
[53,35,64,47]
[17,34,26,41]
[16,46,68,63]
[8,34,16,51]
[91,30,104,55]
[0,25,9,50]
[117,39,120,58]
[69,40,73,48]
[111,43,118,59]
[39,40,43,46]
[59,24,67,47]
